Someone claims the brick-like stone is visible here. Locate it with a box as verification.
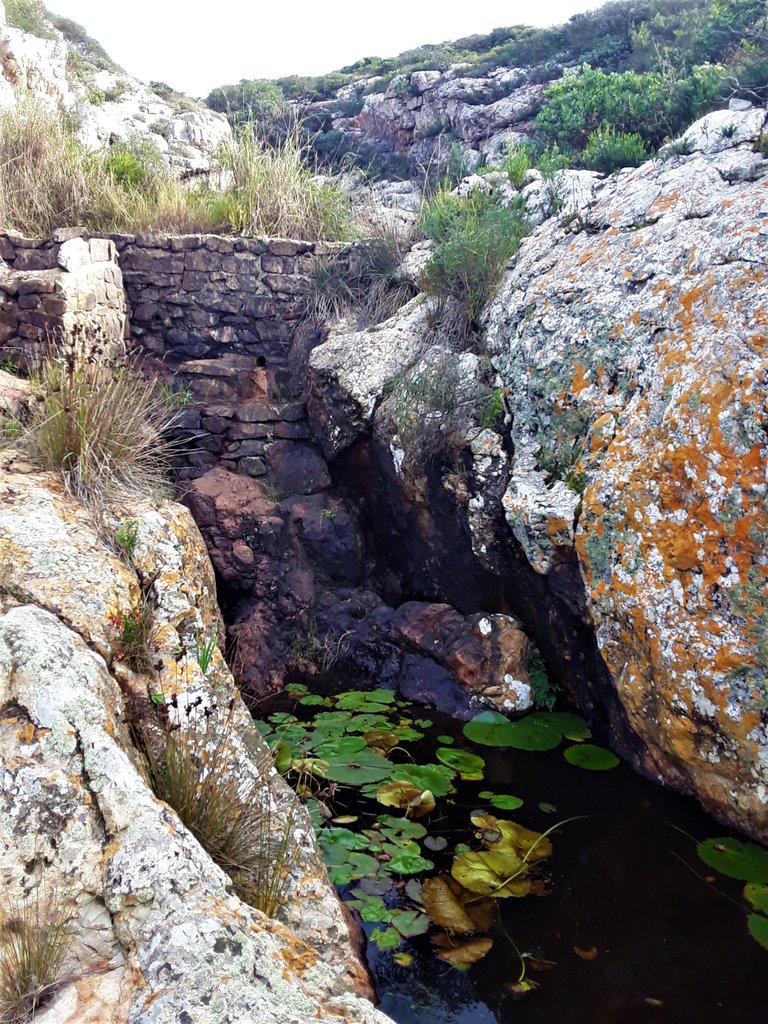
[237,456,267,476]
[260,254,287,274]
[17,293,41,310]
[273,420,310,440]
[275,401,307,422]
[203,236,236,254]
[169,235,203,251]
[182,271,209,291]
[228,422,270,440]
[0,237,16,262]
[236,403,278,423]
[269,239,311,256]
[227,439,267,457]
[244,295,277,318]
[185,249,219,272]
[88,238,116,263]
[256,319,294,343]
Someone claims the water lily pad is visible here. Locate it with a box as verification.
[387,851,434,875]
[539,802,557,814]
[343,714,393,733]
[438,735,455,745]
[451,849,532,898]
[463,710,517,746]
[299,694,328,707]
[393,725,425,742]
[271,740,293,773]
[421,875,495,933]
[745,883,768,914]
[336,689,396,711]
[348,891,388,922]
[747,913,768,951]
[356,877,392,896]
[331,815,359,825]
[364,729,399,753]
[376,781,436,817]
[323,749,393,785]
[391,763,455,797]
[543,712,592,741]
[436,748,485,780]
[697,837,768,883]
[464,710,591,751]
[425,836,449,852]
[390,909,430,937]
[488,794,524,811]
[393,952,413,966]
[370,926,402,950]
[284,683,308,695]
[433,934,493,965]
[564,743,619,771]
[327,851,381,886]
[313,735,368,759]
[377,815,428,842]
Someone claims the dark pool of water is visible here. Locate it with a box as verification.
[259,690,765,1024]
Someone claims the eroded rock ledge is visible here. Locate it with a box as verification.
[0,456,390,1024]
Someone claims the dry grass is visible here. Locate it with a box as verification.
[17,341,179,501]
[139,696,297,918]
[0,885,72,1024]
[0,100,357,241]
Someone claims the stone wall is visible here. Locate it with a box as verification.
[0,229,127,365]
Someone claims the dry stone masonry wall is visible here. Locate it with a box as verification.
[0,229,127,365]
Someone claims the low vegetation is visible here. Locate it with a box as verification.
[0,101,357,241]
[7,334,179,501]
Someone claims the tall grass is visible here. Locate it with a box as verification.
[18,339,179,500]
[0,884,72,1023]
[0,100,356,241]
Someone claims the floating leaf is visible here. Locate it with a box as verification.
[463,710,517,746]
[393,951,413,967]
[331,815,359,825]
[391,763,455,797]
[390,909,430,937]
[574,946,598,961]
[377,815,428,842]
[405,879,423,903]
[436,747,485,780]
[438,735,455,745]
[425,836,448,852]
[313,735,368,759]
[356,877,391,896]
[375,781,436,817]
[747,913,768,951]
[415,718,433,728]
[564,744,619,771]
[451,849,532,898]
[387,852,434,875]
[544,712,592,741]
[336,689,395,711]
[478,790,494,799]
[464,710,591,751]
[745,883,768,914]
[539,802,557,814]
[370,926,402,950]
[323,749,393,785]
[284,683,308,695]
[348,891,388,922]
[488,794,524,811]
[697,837,768,883]
[393,725,425,742]
[272,740,293,774]
[433,934,493,966]
[421,875,495,933]
[364,729,399,753]
[299,694,328,706]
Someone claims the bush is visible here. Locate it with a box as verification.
[581,126,649,172]
[4,0,55,39]
[18,339,179,500]
[420,188,529,343]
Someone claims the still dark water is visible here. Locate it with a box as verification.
[259,690,765,1024]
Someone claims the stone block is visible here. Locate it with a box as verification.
[170,235,203,251]
[228,439,266,457]
[78,290,97,312]
[198,291,243,315]
[0,310,18,343]
[185,249,219,272]
[273,420,310,440]
[276,401,307,422]
[264,273,310,294]
[88,238,115,263]
[261,254,288,274]
[0,237,15,262]
[269,239,310,256]
[236,238,268,254]
[57,237,91,271]
[13,251,52,271]
[244,295,276,318]
[182,271,209,291]
[202,414,233,434]
[204,236,236,253]
[228,422,270,440]
[17,293,42,310]
[41,295,68,316]
[237,456,267,476]
[255,319,294,343]
[221,255,261,275]
[236,403,278,423]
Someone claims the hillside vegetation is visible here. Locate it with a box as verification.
[207,0,768,174]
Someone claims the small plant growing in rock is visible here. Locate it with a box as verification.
[114,519,140,560]
[322,507,337,521]
[107,595,154,671]
[193,628,218,675]
[0,882,72,1023]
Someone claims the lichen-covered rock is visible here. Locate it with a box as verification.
[0,463,389,1024]
[485,105,768,839]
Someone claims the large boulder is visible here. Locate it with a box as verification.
[0,458,388,1024]
[485,106,768,839]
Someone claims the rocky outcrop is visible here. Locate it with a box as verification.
[0,456,389,1024]
[0,6,229,175]
[308,105,768,841]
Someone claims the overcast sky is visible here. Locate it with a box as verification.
[44,1,599,98]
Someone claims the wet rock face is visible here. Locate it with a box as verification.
[485,106,768,839]
[0,460,388,1024]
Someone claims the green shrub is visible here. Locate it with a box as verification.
[107,594,154,671]
[581,126,649,172]
[420,188,529,342]
[4,0,55,39]
[504,146,532,188]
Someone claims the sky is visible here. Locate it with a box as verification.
[43,1,600,98]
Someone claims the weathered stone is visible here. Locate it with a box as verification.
[236,455,267,476]
[273,420,311,440]
[266,441,331,496]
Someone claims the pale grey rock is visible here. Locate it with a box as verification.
[678,106,767,155]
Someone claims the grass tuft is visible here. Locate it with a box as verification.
[0,884,72,1024]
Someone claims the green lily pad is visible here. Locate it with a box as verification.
[348,891,388,922]
[284,683,308,695]
[391,763,455,797]
[436,748,485,780]
[336,689,396,711]
[438,735,455,745]
[370,926,402,950]
[747,913,768,951]
[697,837,768,883]
[387,852,434,875]
[323,748,394,785]
[488,794,524,811]
[543,712,592,741]
[462,711,514,746]
[390,909,430,937]
[377,815,428,842]
[313,735,368,759]
[393,725,425,742]
[271,740,293,774]
[464,710,591,751]
[745,884,768,914]
[327,851,381,886]
[564,743,619,771]
[344,714,393,733]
